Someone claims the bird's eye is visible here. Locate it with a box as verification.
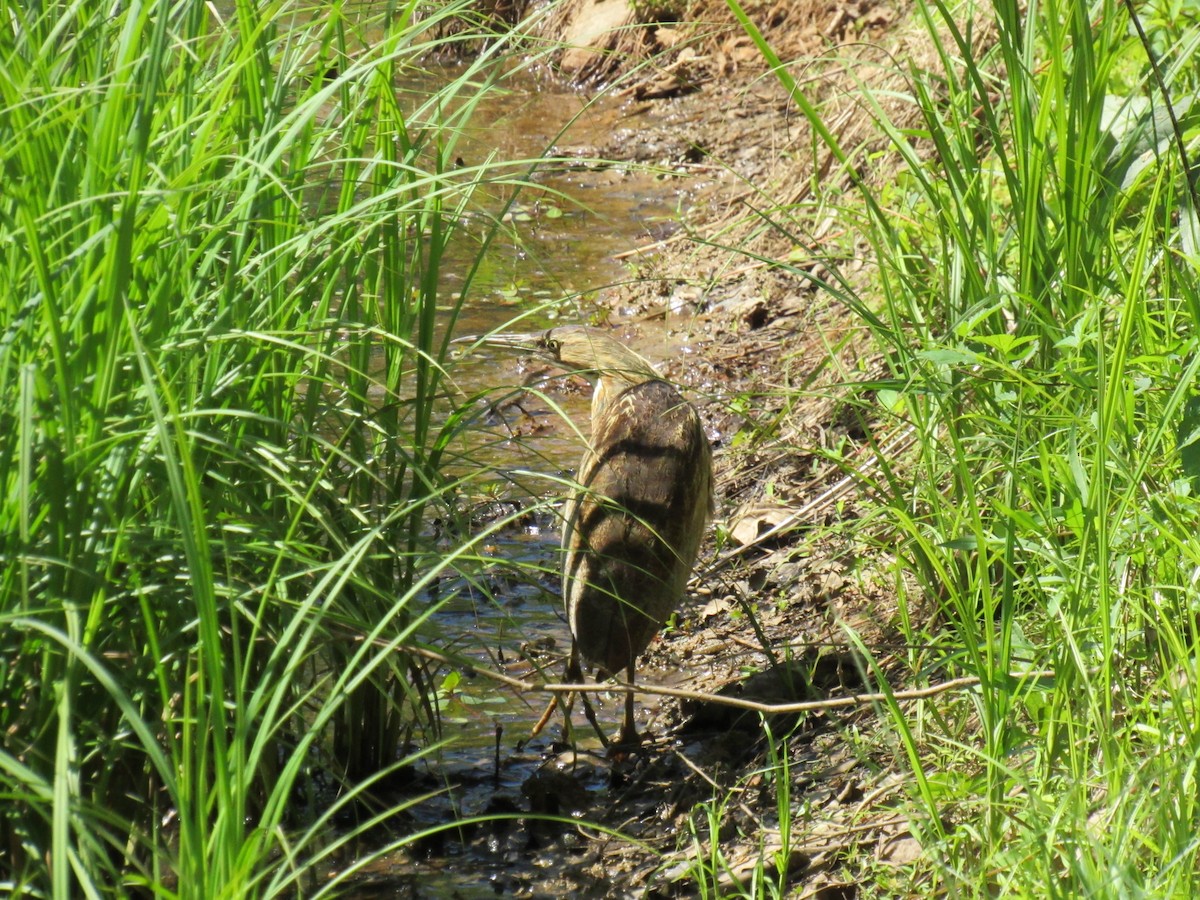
[545,339,560,355]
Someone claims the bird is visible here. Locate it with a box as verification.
[474,325,712,746]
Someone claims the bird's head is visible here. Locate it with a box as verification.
[466,325,659,386]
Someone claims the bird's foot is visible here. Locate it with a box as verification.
[605,724,644,759]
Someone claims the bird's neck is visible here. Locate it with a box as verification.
[589,373,644,436]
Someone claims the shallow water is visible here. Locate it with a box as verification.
[420,71,695,751]
[210,5,692,885]
[349,67,689,898]
[393,59,696,714]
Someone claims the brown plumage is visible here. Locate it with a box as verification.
[477,326,712,744]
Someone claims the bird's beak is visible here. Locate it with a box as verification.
[454,332,545,356]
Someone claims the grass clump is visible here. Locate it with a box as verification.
[0,0,554,894]
[719,0,1200,892]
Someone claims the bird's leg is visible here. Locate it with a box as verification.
[559,646,577,744]
[616,653,642,748]
[529,644,573,741]
[569,642,610,748]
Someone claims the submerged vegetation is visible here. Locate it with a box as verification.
[4,0,1200,894]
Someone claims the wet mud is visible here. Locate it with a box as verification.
[341,1,927,895]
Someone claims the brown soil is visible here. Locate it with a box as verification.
[467,2,934,895]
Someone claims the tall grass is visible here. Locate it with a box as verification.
[727,0,1200,892]
[0,0,555,894]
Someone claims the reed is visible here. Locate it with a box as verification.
[722,0,1200,891]
[0,0,559,893]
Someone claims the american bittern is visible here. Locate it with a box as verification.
[477,326,712,745]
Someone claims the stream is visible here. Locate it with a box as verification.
[204,6,698,889]
[343,64,695,897]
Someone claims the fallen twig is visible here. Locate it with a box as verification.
[398,643,1055,716]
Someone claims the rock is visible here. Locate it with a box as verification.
[560,0,635,75]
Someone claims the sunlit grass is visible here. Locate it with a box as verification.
[9,0,1200,892]
[0,0,569,894]
[719,0,1200,893]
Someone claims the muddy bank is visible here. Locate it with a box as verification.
[358,2,932,896]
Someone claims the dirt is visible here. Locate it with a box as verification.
[364,1,936,896]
